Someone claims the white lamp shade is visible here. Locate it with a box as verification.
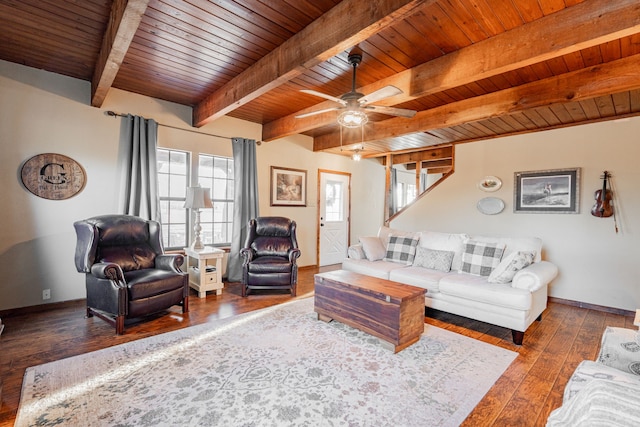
[184,186,213,209]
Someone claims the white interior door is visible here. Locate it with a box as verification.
[319,171,350,266]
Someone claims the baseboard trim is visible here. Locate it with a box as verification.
[549,296,634,317]
[0,299,85,318]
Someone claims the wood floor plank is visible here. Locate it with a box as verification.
[0,265,635,426]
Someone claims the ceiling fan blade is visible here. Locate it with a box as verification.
[358,85,403,105]
[295,106,342,119]
[300,89,346,105]
[365,105,417,118]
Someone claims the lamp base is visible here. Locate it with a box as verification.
[190,239,205,251]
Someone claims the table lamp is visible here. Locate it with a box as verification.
[184,186,213,250]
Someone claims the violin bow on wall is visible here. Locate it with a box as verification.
[591,170,618,233]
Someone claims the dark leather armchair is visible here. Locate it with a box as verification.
[73,214,189,334]
[240,217,301,297]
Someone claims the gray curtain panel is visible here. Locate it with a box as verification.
[390,167,398,216]
[118,114,160,221]
[225,137,259,282]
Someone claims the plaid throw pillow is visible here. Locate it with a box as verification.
[384,235,419,265]
[459,240,505,276]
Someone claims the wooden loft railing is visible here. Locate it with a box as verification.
[382,145,455,225]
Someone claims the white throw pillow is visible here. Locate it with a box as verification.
[488,251,535,284]
[413,246,454,272]
[359,236,387,261]
[384,235,419,265]
[459,239,505,277]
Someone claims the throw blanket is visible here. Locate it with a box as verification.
[546,379,640,426]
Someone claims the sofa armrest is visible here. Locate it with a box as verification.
[511,260,558,291]
[347,243,366,260]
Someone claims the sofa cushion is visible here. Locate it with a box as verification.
[359,236,386,261]
[418,231,469,271]
[459,239,505,276]
[471,235,543,263]
[438,274,532,310]
[389,266,451,293]
[413,246,454,272]
[378,226,418,246]
[384,235,419,265]
[341,258,407,280]
[488,251,535,284]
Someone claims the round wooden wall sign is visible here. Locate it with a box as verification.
[21,153,86,200]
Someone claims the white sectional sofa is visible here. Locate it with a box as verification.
[343,226,558,345]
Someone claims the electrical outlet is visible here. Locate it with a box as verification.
[42,289,51,300]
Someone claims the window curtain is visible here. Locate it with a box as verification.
[226,137,259,282]
[389,167,398,217]
[118,114,160,221]
[420,171,427,193]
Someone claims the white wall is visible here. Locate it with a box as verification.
[2,58,638,313]
[391,120,640,311]
[0,60,383,311]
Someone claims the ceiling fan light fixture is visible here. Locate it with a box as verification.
[351,150,362,161]
[337,109,368,128]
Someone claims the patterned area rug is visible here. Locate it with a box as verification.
[16,297,516,427]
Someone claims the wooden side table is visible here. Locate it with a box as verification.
[184,246,224,298]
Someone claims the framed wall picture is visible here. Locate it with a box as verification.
[514,168,580,213]
[270,166,307,207]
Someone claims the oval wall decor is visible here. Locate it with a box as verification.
[477,197,505,215]
[477,176,502,192]
[21,153,87,200]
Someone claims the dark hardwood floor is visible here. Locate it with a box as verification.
[0,265,634,426]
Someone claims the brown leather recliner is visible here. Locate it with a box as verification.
[73,214,189,334]
[240,217,301,297]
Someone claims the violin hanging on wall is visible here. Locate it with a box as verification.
[591,171,613,218]
[591,171,619,233]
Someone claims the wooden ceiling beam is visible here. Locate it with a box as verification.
[192,0,431,127]
[265,0,640,142]
[314,53,640,151]
[91,0,149,107]
[380,146,453,165]
[404,163,452,172]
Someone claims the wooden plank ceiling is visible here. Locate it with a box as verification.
[1,0,639,159]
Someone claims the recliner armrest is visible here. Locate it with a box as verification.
[512,261,559,291]
[289,248,301,263]
[240,248,255,264]
[155,254,184,273]
[90,262,124,281]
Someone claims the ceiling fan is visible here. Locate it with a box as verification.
[295,52,417,127]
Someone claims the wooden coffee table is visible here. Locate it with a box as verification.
[314,270,426,353]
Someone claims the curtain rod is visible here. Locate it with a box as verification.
[106,110,261,144]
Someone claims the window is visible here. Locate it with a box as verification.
[396,182,417,209]
[324,179,344,221]
[198,154,234,246]
[157,150,234,249]
[157,149,189,249]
